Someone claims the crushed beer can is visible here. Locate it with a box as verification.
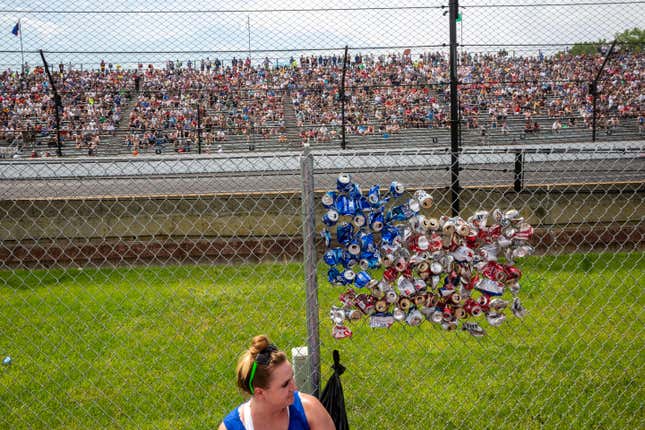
[425,217,440,231]
[389,181,405,198]
[341,269,356,284]
[374,299,389,313]
[430,308,444,323]
[462,322,486,337]
[384,289,398,304]
[348,182,362,199]
[367,184,381,206]
[321,191,337,208]
[392,307,407,322]
[394,257,408,273]
[332,324,353,339]
[452,245,474,263]
[397,276,416,297]
[513,223,534,241]
[508,280,521,296]
[413,189,433,209]
[330,306,346,325]
[321,229,332,249]
[322,208,340,226]
[398,297,412,312]
[368,210,385,232]
[355,294,376,315]
[345,308,363,321]
[413,293,427,308]
[475,278,505,296]
[383,267,398,283]
[355,271,378,289]
[338,289,357,307]
[468,210,490,229]
[409,234,430,253]
[406,309,424,326]
[359,252,380,270]
[336,173,353,192]
[370,313,395,328]
[489,298,508,312]
[335,195,357,216]
[441,319,458,331]
[464,298,483,317]
[511,297,527,318]
[346,237,362,256]
[380,223,400,244]
[327,267,344,285]
[324,248,344,266]
[387,203,417,222]
[339,250,358,269]
[353,212,367,228]
[486,312,506,327]
[358,231,376,253]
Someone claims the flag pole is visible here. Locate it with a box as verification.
[18,19,24,74]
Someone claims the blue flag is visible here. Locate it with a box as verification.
[11,20,20,36]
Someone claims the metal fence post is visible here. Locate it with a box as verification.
[449,0,461,216]
[300,144,321,397]
[340,45,349,150]
[591,40,617,142]
[39,50,63,157]
[514,149,524,192]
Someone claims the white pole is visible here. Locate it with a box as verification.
[17,19,25,74]
[247,16,251,60]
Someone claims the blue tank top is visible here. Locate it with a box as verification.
[222,391,310,430]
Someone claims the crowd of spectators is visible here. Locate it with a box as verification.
[0,64,131,155]
[0,49,641,155]
[289,50,642,142]
[124,62,286,153]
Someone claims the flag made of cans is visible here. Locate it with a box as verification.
[321,173,534,338]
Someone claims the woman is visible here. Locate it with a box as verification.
[219,335,335,430]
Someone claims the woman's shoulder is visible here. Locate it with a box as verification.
[298,392,321,407]
[219,404,244,430]
[298,392,335,430]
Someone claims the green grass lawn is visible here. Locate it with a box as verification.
[1,252,643,429]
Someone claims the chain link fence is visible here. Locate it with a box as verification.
[1,1,644,429]
[1,146,643,429]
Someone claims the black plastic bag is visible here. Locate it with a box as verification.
[320,350,349,430]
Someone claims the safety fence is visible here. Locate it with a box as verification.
[1,145,643,429]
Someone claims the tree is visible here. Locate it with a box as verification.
[566,28,644,56]
[568,39,607,56]
[615,27,644,53]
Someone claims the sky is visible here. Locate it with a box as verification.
[0,0,643,70]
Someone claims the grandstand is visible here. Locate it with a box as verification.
[0,50,642,158]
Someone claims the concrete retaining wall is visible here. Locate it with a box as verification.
[1,183,642,267]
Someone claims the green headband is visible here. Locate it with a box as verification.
[248,361,258,394]
[247,344,278,394]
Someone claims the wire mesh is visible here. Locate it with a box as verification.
[0,1,643,429]
[313,147,644,429]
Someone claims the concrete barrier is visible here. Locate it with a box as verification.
[0,183,642,267]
